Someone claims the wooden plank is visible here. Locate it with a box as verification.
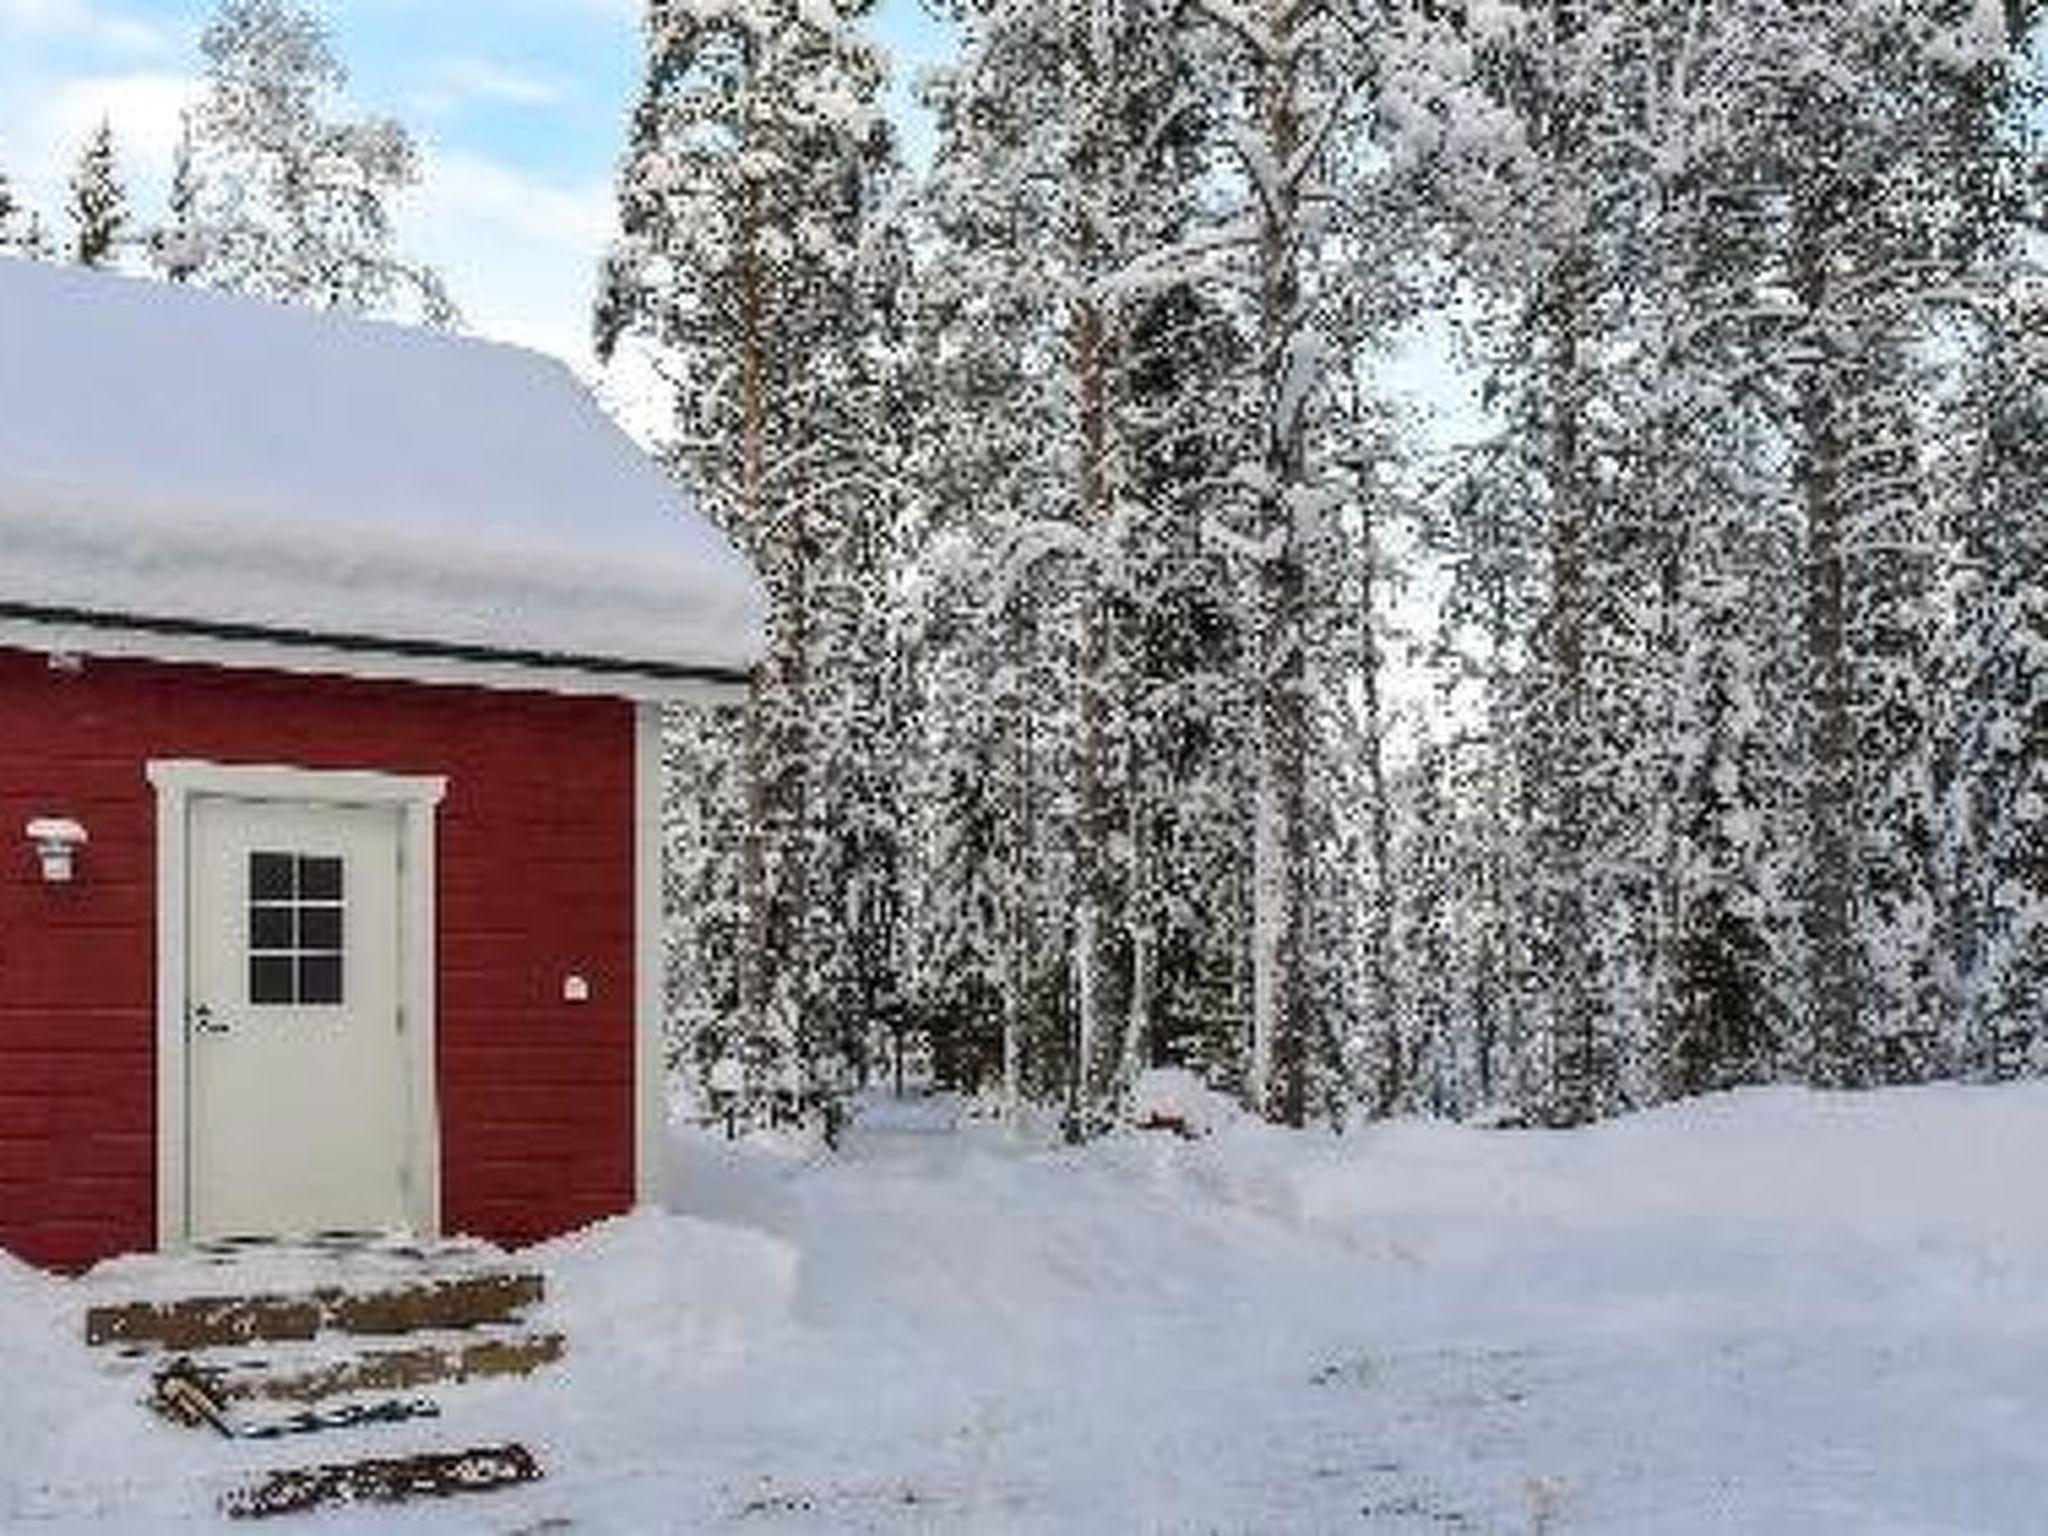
[220,1332,566,1404]
[87,1293,323,1351]
[327,1272,544,1336]
[85,1271,544,1351]
[221,1443,542,1519]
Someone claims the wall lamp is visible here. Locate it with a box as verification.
[26,818,88,884]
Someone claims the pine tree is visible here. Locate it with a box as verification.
[1397,0,1649,1123]
[0,167,24,253]
[67,118,128,269]
[613,0,2048,1131]
[1180,0,1393,1125]
[598,0,894,1106]
[0,164,53,260]
[907,0,1263,1127]
[902,37,1073,1111]
[1758,0,2037,1083]
[1940,273,2048,1078]
[1397,0,2045,1115]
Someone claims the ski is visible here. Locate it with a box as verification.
[151,1357,440,1439]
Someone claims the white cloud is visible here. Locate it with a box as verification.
[0,0,169,56]
[38,71,194,171]
[0,7,623,376]
[1,70,196,219]
[415,149,611,254]
[1,66,612,371]
[413,58,567,118]
[398,148,615,369]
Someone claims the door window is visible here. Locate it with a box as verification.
[247,851,345,1005]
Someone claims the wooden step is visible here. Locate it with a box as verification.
[212,1330,567,1404]
[85,1271,544,1352]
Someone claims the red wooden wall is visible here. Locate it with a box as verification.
[0,645,638,1271]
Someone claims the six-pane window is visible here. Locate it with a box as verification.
[248,852,345,1005]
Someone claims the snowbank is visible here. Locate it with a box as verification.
[535,1209,800,1361]
[1275,1084,2048,1312]
[4,1081,2044,1532]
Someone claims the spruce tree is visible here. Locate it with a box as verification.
[67,118,128,269]
[0,167,23,252]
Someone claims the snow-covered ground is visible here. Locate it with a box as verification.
[4,1081,2045,1532]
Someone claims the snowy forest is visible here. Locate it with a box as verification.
[14,0,2045,1133]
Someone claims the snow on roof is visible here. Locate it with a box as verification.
[0,257,764,682]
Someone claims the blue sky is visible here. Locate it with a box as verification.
[0,0,954,366]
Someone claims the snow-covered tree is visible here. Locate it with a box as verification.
[618,0,2048,1131]
[1407,0,2042,1115]
[66,119,128,269]
[598,0,896,1103]
[184,0,452,320]
[0,164,53,260]
[150,111,209,282]
[902,0,1276,1127]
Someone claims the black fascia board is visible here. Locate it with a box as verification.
[0,600,753,689]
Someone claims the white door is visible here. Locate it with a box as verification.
[186,795,413,1242]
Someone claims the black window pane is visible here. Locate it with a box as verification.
[298,856,343,901]
[298,905,343,953]
[249,904,295,951]
[298,955,343,1005]
[250,955,296,1005]
[250,852,295,900]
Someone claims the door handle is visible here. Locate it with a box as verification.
[191,1003,230,1036]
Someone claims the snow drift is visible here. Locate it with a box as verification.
[3,1081,2043,1532]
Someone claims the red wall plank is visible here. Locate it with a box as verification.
[0,646,638,1271]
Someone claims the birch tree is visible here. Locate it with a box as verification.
[189,0,452,320]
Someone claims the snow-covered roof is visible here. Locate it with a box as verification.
[0,257,763,689]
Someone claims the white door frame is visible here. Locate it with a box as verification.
[149,760,446,1251]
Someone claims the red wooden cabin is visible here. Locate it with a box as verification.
[0,260,762,1271]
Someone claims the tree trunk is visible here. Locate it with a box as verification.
[1254,0,1309,1127]
[780,495,812,1059]
[1074,292,1112,1112]
[1543,0,1594,1128]
[1068,11,1120,1121]
[1793,191,1859,1087]
[738,182,773,1046]
[1002,599,1032,1123]
[1360,491,1396,1114]
[1542,223,1594,1125]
